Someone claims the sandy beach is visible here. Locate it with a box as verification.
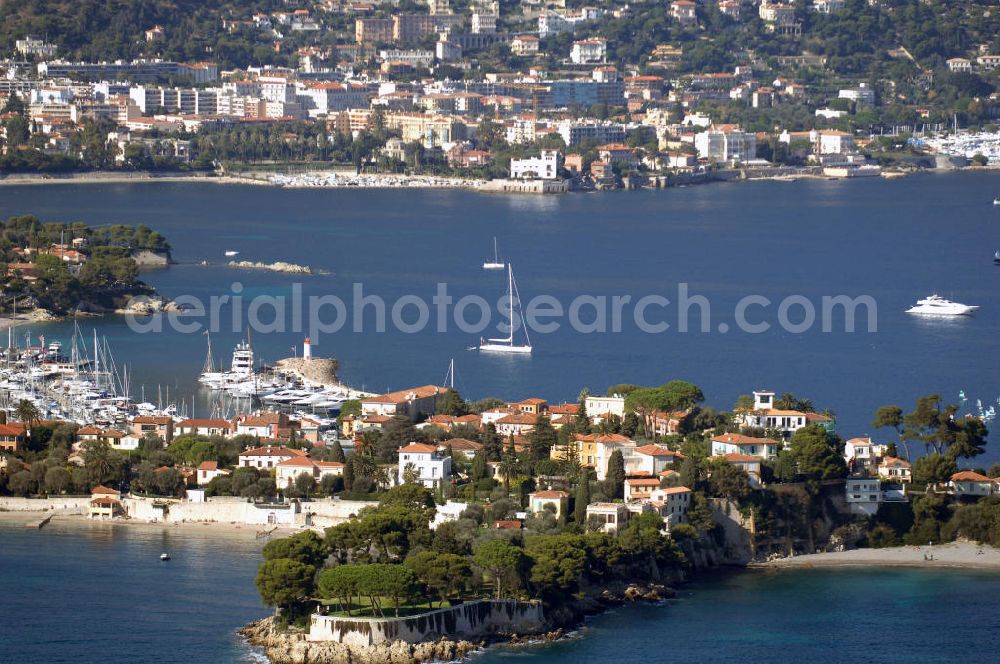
[753,542,1000,570]
[0,510,299,540]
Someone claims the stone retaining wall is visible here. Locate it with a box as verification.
[309,600,545,647]
[0,497,90,512]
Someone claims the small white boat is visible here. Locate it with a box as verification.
[160,553,171,561]
[482,237,505,270]
[906,294,979,316]
[224,250,239,257]
[993,198,1000,206]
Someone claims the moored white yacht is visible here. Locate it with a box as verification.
[482,237,505,270]
[906,294,979,316]
[477,264,532,353]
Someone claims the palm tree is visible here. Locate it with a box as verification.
[402,462,418,484]
[353,452,377,479]
[15,399,40,440]
[497,454,519,495]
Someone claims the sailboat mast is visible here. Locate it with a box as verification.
[508,265,514,347]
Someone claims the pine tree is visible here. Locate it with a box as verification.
[528,416,557,461]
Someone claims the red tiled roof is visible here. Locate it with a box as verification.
[713,433,779,445]
[240,446,307,458]
[133,416,172,425]
[364,385,444,404]
[952,471,991,482]
[530,490,569,499]
[399,443,438,453]
[626,478,661,486]
[441,438,482,451]
[634,444,682,457]
[178,418,233,429]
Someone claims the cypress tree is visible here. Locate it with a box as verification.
[343,456,355,491]
[605,450,626,500]
[574,474,591,525]
[331,440,346,463]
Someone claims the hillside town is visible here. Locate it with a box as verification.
[1,340,993,562]
[1,0,999,189]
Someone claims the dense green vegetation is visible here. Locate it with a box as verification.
[255,483,687,623]
[0,0,292,70]
[0,215,169,314]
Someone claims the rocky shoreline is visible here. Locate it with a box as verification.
[227,260,327,275]
[240,618,486,664]
[240,583,675,664]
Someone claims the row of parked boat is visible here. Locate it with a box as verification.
[0,325,179,428]
[197,336,353,419]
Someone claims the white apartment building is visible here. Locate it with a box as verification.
[570,38,607,64]
[398,443,452,489]
[296,82,370,117]
[510,150,560,179]
[694,126,757,163]
[846,477,882,516]
[471,12,497,34]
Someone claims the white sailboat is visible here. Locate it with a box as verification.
[478,264,532,354]
[482,237,505,270]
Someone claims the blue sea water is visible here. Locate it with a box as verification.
[4,523,1000,663]
[477,567,1000,663]
[0,172,997,456]
[0,523,266,663]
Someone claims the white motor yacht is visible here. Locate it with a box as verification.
[906,294,979,316]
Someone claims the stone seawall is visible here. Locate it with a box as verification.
[309,600,545,647]
[0,497,90,512]
[479,179,569,194]
[122,496,377,527]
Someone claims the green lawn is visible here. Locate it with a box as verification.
[319,596,456,618]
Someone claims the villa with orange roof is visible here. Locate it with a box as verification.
[238,446,307,469]
[275,456,344,488]
[176,418,235,438]
[629,444,684,475]
[361,385,445,420]
[950,471,994,497]
[711,433,781,460]
[877,456,912,483]
[721,453,763,485]
[196,460,231,486]
[528,489,570,517]
[398,442,451,488]
[438,437,482,460]
[650,486,692,526]
[737,390,834,437]
[624,477,661,501]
